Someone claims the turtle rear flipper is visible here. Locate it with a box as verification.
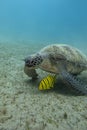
[61,70,87,95]
[55,61,87,95]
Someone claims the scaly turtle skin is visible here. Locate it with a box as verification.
[24,44,87,94]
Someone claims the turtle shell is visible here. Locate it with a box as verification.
[39,44,87,74]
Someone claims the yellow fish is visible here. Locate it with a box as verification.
[39,75,57,90]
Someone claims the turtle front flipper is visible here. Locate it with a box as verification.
[24,66,38,79]
[61,70,87,95]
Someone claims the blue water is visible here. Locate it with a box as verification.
[0,0,87,46]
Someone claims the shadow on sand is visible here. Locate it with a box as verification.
[24,75,87,96]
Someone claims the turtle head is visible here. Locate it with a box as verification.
[24,53,43,69]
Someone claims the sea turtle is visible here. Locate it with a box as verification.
[24,44,87,94]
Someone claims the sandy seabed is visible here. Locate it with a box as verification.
[0,42,87,130]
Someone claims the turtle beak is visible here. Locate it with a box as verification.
[23,56,37,68]
[22,59,26,62]
[22,58,29,62]
[24,57,31,67]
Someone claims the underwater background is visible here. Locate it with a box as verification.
[0,0,87,48]
[0,0,87,130]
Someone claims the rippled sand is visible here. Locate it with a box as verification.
[0,42,87,130]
